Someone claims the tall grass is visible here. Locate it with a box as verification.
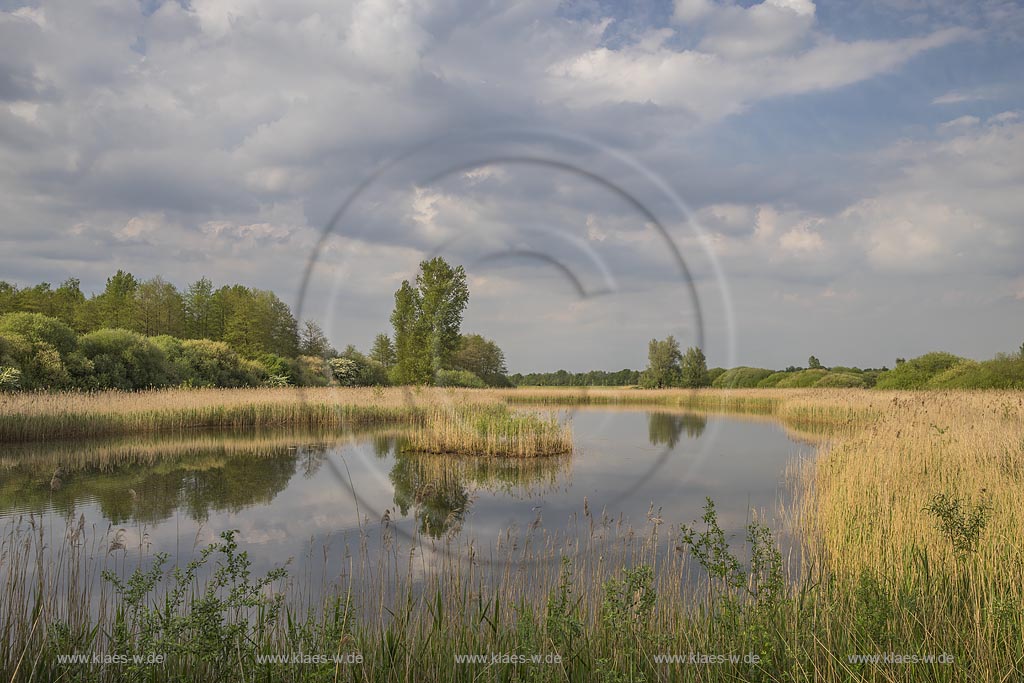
[1,387,1022,679]
[0,387,570,457]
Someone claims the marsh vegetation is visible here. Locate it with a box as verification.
[0,387,1021,680]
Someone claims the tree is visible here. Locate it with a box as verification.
[52,278,85,329]
[641,336,682,388]
[183,277,215,339]
[808,355,822,370]
[390,281,431,384]
[679,346,710,388]
[370,333,396,369]
[134,276,184,337]
[299,320,334,357]
[416,257,469,373]
[451,333,509,386]
[96,270,139,329]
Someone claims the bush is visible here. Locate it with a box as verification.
[756,371,790,388]
[813,372,867,388]
[78,329,172,390]
[0,312,77,356]
[293,355,332,387]
[329,357,360,386]
[874,352,965,390]
[775,368,829,388]
[180,339,264,388]
[0,366,21,391]
[150,335,194,386]
[711,367,774,388]
[925,356,1024,390]
[330,349,388,387]
[434,369,487,388]
[707,367,727,384]
[0,316,82,389]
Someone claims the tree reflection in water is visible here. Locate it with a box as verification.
[647,411,707,449]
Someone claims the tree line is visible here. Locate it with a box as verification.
[0,259,514,391]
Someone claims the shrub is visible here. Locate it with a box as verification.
[775,368,828,388]
[180,339,263,388]
[78,329,172,389]
[0,312,77,356]
[150,335,194,386]
[707,367,727,384]
[329,357,360,386]
[434,368,487,388]
[814,372,867,388]
[293,355,332,387]
[329,351,387,387]
[756,371,790,388]
[0,365,21,391]
[925,356,1024,390]
[711,367,774,388]
[874,352,965,390]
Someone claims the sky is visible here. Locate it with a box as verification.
[1,0,1022,372]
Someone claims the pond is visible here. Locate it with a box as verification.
[0,409,813,605]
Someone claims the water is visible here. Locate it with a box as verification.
[0,409,811,593]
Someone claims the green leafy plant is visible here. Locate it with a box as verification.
[924,491,993,557]
[102,530,288,677]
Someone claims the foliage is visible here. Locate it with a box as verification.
[756,371,789,388]
[509,368,640,386]
[0,365,21,391]
[391,258,469,383]
[874,352,966,389]
[336,346,388,386]
[451,333,510,386]
[298,320,335,357]
[813,371,867,388]
[808,355,823,369]
[417,257,470,373]
[78,328,172,390]
[370,332,396,369]
[180,339,266,388]
[679,345,711,388]
[1,272,312,366]
[924,492,993,557]
[328,357,360,387]
[640,335,681,388]
[390,280,431,384]
[712,366,774,388]
[434,368,487,388]
[774,368,828,388]
[924,356,1024,390]
[102,530,287,678]
[0,312,78,356]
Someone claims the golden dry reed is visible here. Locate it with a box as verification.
[0,386,572,457]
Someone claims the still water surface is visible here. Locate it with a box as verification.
[0,410,811,585]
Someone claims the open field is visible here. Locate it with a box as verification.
[1,387,1022,680]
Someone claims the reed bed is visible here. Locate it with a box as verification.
[0,387,574,458]
[402,403,572,457]
[1,386,1022,680]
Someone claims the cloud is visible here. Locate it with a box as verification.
[549,0,968,121]
[0,0,1021,369]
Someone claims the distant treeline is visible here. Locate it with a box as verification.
[510,347,1024,392]
[509,369,641,386]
